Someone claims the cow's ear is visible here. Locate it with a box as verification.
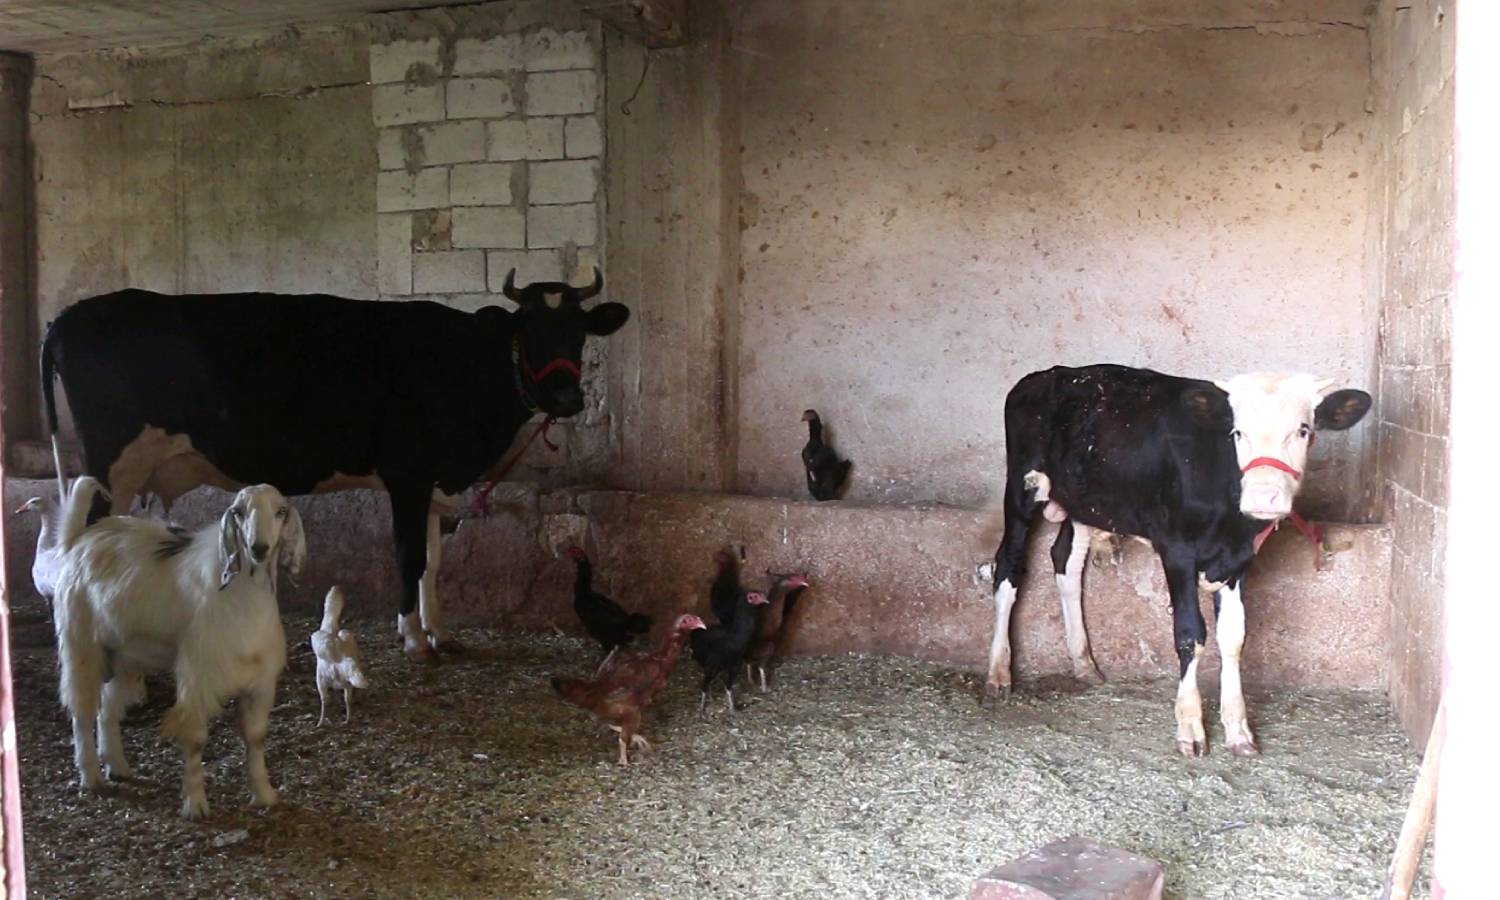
[1314,389,1372,431]
[1181,386,1233,431]
[585,302,630,336]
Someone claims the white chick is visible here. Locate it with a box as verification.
[15,495,63,601]
[311,586,369,726]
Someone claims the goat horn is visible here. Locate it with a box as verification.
[575,266,603,301]
[503,268,522,302]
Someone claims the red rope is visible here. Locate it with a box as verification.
[469,417,559,517]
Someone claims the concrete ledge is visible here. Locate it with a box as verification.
[2,478,1390,689]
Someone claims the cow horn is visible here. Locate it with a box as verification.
[503,268,522,302]
[575,267,603,301]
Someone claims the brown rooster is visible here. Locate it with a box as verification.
[552,612,707,766]
[745,572,811,694]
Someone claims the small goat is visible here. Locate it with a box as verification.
[14,494,63,601]
[52,477,305,819]
[312,586,368,726]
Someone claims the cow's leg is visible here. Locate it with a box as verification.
[1216,583,1258,757]
[1162,551,1209,757]
[1050,519,1103,684]
[419,497,462,654]
[388,479,438,663]
[985,469,1045,704]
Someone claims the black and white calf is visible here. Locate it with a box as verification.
[41,269,629,662]
[985,365,1371,757]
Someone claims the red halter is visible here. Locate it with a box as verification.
[1241,456,1303,479]
[525,356,581,383]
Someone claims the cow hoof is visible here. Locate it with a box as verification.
[1177,739,1207,758]
[432,636,466,655]
[1227,740,1260,758]
[404,641,439,664]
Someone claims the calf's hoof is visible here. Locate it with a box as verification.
[1072,662,1106,686]
[980,681,1011,709]
[1176,739,1207,759]
[1226,740,1260,758]
[181,794,211,820]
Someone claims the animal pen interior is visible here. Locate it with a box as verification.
[0,1,1465,897]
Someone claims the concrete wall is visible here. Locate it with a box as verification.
[1370,0,1454,745]
[2,476,1392,690]
[727,1,1378,520]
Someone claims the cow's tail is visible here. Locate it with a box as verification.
[58,476,107,550]
[39,324,65,502]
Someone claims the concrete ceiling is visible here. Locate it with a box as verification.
[0,0,481,54]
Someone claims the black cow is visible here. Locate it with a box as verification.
[40,269,628,662]
[985,364,1371,757]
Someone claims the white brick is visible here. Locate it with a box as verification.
[370,39,441,84]
[378,214,412,295]
[377,128,406,170]
[452,206,526,249]
[373,83,445,126]
[453,34,523,75]
[447,78,516,119]
[413,251,487,294]
[487,119,564,160]
[524,29,593,72]
[451,162,514,206]
[417,120,485,165]
[528,203,597,248]
[487,250,564,288]
[564,116,602,158]
[525,70,597,116]
[377,168,448,212]
[530,159,598,204]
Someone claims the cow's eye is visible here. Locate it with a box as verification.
[1298,424,1312,439]
[1229,429,1243,441]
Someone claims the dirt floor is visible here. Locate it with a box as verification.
[11,601,1425,900]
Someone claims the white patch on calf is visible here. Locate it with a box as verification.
[986,580,1019,693]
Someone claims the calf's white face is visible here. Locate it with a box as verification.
[1216,373,1372,520]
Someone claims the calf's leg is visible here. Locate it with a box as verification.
[985,470,1045,702]
[419,497,463,653]
[1216,583,1258,756]
[1162,551,1209,757]
[1051,520,1103,683]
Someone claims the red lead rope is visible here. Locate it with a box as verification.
[468,416,559,518]
[1254,510,1326,570]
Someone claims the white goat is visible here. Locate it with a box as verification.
[15,494,63,601]
[52,477,305,819]
[311,586,368,726]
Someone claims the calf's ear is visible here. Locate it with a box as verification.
[585,302,630,336]
[1314,389,1373,431]
[1180,386,1233,431]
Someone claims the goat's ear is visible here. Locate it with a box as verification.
[280,505,308,582]
[219,508,243,590]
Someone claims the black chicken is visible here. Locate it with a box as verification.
[567,546,652,658]
[690,588,769,718]
[802,409,851,501]
[709,548,741,624]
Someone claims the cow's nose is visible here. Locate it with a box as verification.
[1240,485,1289,520]
[250,541,270,561]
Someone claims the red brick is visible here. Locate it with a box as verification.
[970,837,1164,900]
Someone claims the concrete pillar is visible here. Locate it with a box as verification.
[0,53,35,459]
[602,0,742,492]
